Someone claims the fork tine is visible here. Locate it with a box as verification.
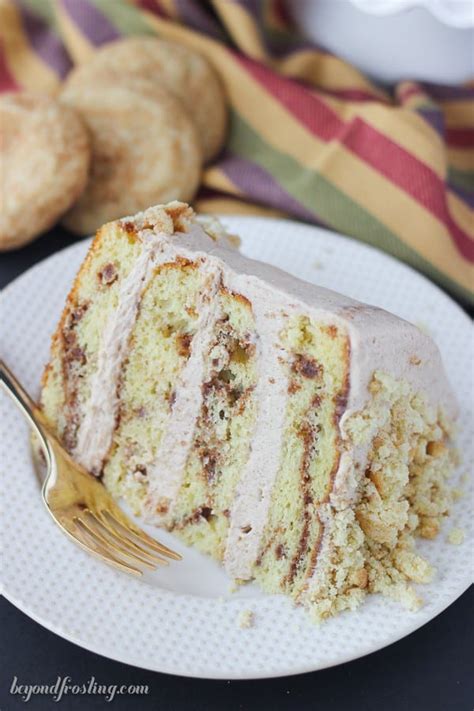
[101,509,182,560]
[88,511,169,567]
[75,516,159,571]
[62,518,143,576]
[102,508,182,560]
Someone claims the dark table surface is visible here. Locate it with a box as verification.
[1,229,473,711]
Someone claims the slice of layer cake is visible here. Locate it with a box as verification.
[40,202,458,620]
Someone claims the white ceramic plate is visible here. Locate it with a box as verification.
[1,217,472,679]
[351,0,474,28]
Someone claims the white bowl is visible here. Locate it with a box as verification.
[287,0,474,85]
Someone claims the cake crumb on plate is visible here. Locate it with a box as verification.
[414,321,432,336]
[447,528,465,545]
[237,610,255,629]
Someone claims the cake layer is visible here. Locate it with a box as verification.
[168,288,258,559]
[253,315,350,597]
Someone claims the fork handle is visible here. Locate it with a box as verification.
[0,359,52,465]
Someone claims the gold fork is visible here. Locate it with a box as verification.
[0,359,181,575]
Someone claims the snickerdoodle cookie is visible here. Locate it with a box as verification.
[0,93,90,250]
[63,37,227,163]
[60,79,202,234]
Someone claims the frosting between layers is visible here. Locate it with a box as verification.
[74,232,165,473]
[223,277,292,580]
[144,261,224,522]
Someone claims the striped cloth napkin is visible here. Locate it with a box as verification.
[1,0,472,303]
